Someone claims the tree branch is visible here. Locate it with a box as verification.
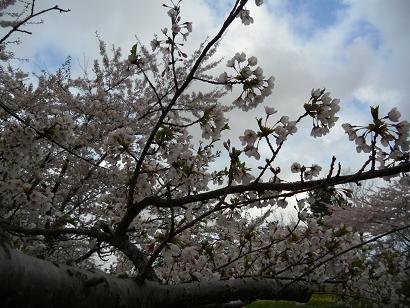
[0,242,312,308]
[0,220,159,281]
[0,3,70,45]
[122,0,250,232]
[116,162,410,233]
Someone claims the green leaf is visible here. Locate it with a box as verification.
[332,225,350,237]
[230,147,242,161]
[52,214,76,229]
[130,43,138,56]
[370,105,379,122]
[169,236,182,246]
[154,125,174,144]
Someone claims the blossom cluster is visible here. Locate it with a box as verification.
[237,0,264,26]
[237,111,298,161]
[148,3,192,57]
[103,127,136,155]
[291,162,322,180]
[342,106,410,169]
[199,104,229,140]
[219,52,275,111]
[304,89,340,138]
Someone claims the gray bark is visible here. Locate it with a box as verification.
[0,242,312,307]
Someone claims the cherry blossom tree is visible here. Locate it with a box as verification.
[321,177,410,304]
[326,178,409,235]
[0,1,410,307]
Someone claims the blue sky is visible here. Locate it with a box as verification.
[33,45,68,74]
[203,0,232,18]
[284,0,348,35]
[344,19,381,50]
[286,0,347,27]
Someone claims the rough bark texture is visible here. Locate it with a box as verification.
[0,242,312,308]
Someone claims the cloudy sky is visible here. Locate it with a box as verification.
[2,0,409,183]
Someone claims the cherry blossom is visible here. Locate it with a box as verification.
[264,106,277,116]
[248,56,258,66]
[0,0,409,307]
[291,162,302,173]
[388,107,401,122]
[239,129,258,146]
[238,9,254,25]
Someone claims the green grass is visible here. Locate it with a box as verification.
[246,294,364,307]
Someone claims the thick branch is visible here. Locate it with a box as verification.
[0,221,158,281]
[116,162,410,233]
[0,242,312,308]
[1,221,102,239]
[161,162,410,207]
[148,277,311,307]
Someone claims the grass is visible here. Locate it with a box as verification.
[246,294,368,307]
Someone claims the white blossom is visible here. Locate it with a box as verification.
[168,9,177,18]
[238,9,254,25]
[248,56,257,66]
[218,72,228,83]
[297,198,305,210]
[234,52,246,63]
[388,107,401,122]
[226,59,235,67]
[291,162,302,173]
[244,146,260,160]
[264,106,277,116]
[239,129,258,146]
[321,92,331,104]
[280,116,289,124]
[286,121,297,135]
[172,23,181,33]
[240,66,253,78]
[397,120,410,134]
[310,126,323,138]
[311,164,322,176]
[342,123,357,141]
[304,170,313,180]
[185,22,192,32]
[150,38,160,51]
[267,76,275,86]
[253,66,263,78]
[355,137,372,153]
[311,88,322,98]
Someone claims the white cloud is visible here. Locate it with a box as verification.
[2,0,408,174]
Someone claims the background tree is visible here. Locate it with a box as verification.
[326,177,409,234]
[324,177,410,304]
[0,1,409,307]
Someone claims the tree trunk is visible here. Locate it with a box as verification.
[0,241,312,307]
